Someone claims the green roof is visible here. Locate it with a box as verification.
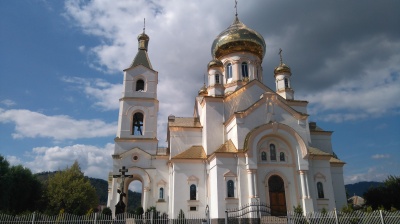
[128,49,152,70]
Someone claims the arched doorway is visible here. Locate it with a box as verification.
[126,180,143,213]
[268,175,287,216]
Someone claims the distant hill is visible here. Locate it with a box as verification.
[35,171,141,211]
[345,181,383,198]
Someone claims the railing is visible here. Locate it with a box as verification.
[0,211,207,224]
[287,210,400,224]
[226,202,272,219]
[1,210,400,224]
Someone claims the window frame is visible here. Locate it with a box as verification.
[284,78,289,88]
[226,63,232,79]
[159,187,164,199]
[317,182,325,199]
[132,112,144,135]
[189,184,197,200]
[136,79,145,91]
[280,152,285,161]
[261,151,267,161]
[241,62,249,78]
[215,74,220,84]
[227,180,235,198]
[270,144,277,161]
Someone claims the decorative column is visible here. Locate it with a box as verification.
[299,170,314,213]
[232,59,240,81]
[304,172,310,198]
[247,169,255,198]
[299,170,307,198]
[143,186,151,210]
[252,170,258,197]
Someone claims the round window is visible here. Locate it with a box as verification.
[133,155,139,161]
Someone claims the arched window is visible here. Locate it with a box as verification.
[241,62,248,78]
[227,180,234,198]
[215,74,220,84]
[132,112,144,135]
[136,79,145,91]
[190,184,196,200]
[159,187,164,199]
[317,182,324,198]
[270,144,276,161]
[261,151,267,161]
[280,152,285,161]
[284,78,289,88]
[226,63,232,79]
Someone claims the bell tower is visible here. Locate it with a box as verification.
[108,24,159,214]
[114,26,159,155]
[274,49,294,100]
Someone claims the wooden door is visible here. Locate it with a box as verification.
[268,175,287,216]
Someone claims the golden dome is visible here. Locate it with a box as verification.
[137,32,149,50]
[198,85,208,96]
[274,63,291,75]
[208,58,223,69]
[211,17,266,59]
[138,32,149,41]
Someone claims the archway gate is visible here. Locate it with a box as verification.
[225,202,288,224]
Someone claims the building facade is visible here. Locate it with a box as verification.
[107,14,347,219]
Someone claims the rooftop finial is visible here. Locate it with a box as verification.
[143,18,146,34]
[234,0,238,17]
[279,48,283,65]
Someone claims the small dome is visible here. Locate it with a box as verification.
[198,85,208,96]
[137,32,150,51]
[208,59,223,69]
[274,63,291,75]
[211,17,266,59]
[137,32,149,41]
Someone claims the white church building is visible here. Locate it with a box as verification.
[107,13,347,219]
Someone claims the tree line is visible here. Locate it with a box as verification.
[0,155,98,215]
[1,154,398,215]
[363,175,400,211]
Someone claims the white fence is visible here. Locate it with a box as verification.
[287,210,400,224]
[0,212,207,224]
[1,210,400,224]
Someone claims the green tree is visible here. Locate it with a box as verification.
[46,161,98,215]
[0,155,10,211]
[102,207,112,216]
[0,155,43,214]
[135,206,144,215]
[364,175,400,210]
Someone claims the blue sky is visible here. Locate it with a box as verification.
[1,0,399,185]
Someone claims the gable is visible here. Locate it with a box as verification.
[113,147,152,160]
[223,80,307,123]
[225,91,308,128]
[223,80,272,118]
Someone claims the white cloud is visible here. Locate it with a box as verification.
[6,155,23,166]
[62,0,232,145]
[0,108,116,140]
[62,0,400,129]
[345,167,388,184]
[78,45,86,52]
[1,99,16,107]
[372,154,390,159]
[304,69,400,122]
[62,76,122,111]
[23,143,114,179]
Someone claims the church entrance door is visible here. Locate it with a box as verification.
[268,175,287,216]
